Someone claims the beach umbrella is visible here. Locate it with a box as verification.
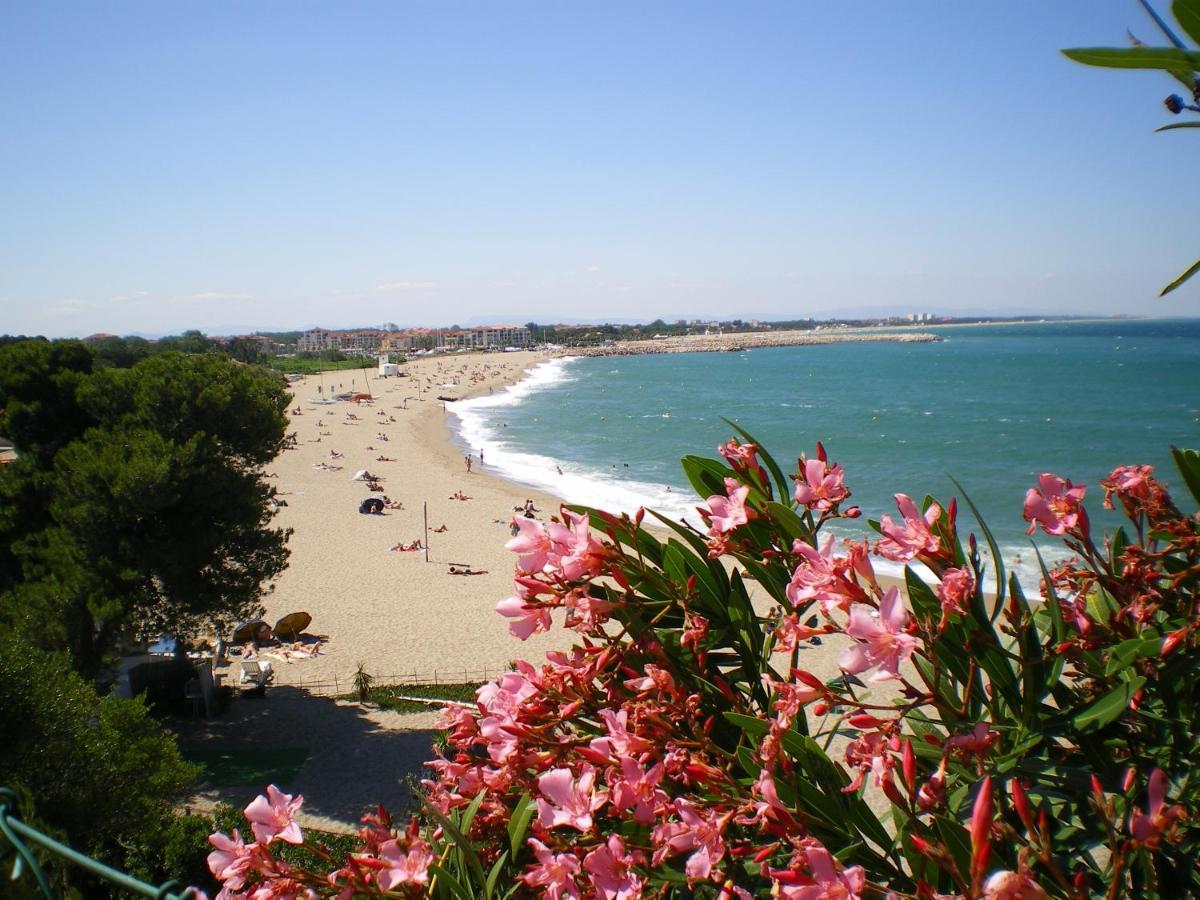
[231,619,269,644]
[274,611,312,640]
[147,634,178,655]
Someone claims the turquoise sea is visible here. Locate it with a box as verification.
[453,319,1200,585]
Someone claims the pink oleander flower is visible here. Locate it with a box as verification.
[704,477,750,534]
[377,837,434,891]
[1023,473,1087,537]
[775,842,866,899]
[623,663,676,696]
[719,439,768,485]
[563,588,612,632]
[549,509,609,581]
[838,588,917,682]
[982,868,1049,899]
[793,457,849,511]
[247,878,313,900]
[1103,463,1155,508]
[524,839,582,899]
[506,515,552,572]
[610,756,668,824]
[495,591,552,640]
[786,535,860,615]
[244,785,304,845]
[947,722,999,761]
[937,566,974,618]
[876,494,941,562]
[1130,768,1186,849]
[583,834,643,900]
[652,798,727,883]
[537,765,607,831]
[589,708,656,761]
[207,829,256,890]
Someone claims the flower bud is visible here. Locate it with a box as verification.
[1123,768,1136,792]
[1166,93,1185,114]
[844,506,862,518]
[970,776,994,886]
[813,703,828,716]
[902,740,917,794]
[1011,778,1033,832]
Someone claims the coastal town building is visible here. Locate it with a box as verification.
[441,324,532,350]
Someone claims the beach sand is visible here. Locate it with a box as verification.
[259,351,575,688]
[183,349,898,831]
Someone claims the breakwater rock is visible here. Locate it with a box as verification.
[553,329,939,358]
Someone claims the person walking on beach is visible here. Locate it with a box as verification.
[479,447,484,466]
[465,454,473,474]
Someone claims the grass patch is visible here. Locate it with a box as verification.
[347,682,483,714]
[183,746,309,787]
[265,357,386,375]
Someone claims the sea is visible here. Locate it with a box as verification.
[452,319,1200,588]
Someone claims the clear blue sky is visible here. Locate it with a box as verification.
[2,1,1197,337]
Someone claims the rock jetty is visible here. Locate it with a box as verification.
[554,329,939,358]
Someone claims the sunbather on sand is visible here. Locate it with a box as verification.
[450,490,473,501]
[389,539,424,552]
[433,523,448,533]
[376,455,396,462]
[448,566,488,576]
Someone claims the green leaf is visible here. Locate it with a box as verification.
[1161,256,1200,295]
[429,863,472,900]
[423,801,488,888]
[765,500,813,544]
[506,793,535,861]
[1174,0,1200,45]
[681,454,733,501]
[484,850,508,900]
[933,816,971,882]
[1155,120,1200,130]
[1105,636,1161,676]
[1170,446,1200,506]
[947,475,1005,618]
[1071,676,1146,733]
[1062,45,1200,69]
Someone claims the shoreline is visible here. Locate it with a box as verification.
[554,328,938,357]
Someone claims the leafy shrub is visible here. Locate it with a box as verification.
[205,433,1200,897]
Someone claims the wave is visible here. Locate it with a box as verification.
[449,359,704,522]
[450,359,1063,594]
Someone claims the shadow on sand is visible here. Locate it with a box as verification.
[173,685,439,830]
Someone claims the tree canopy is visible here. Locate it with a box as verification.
[0,341,291,675]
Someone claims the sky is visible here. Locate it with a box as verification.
[2,1,1198,337]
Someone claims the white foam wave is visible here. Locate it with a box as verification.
[449,359,702,522]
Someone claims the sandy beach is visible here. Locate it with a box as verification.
[258,350,575,689]
[182,348,889,830]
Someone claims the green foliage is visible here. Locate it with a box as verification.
[0,630,200,885]
[0,342,291,674]
[354,661,375,703]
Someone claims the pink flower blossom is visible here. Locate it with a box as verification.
[537,765,607,831]
[982,869,1049,899]
[1103,464,1155,508]
[248,879,314,900]
[582,834,643,899]
[623,664,676,696]
[793,457,849,511]
[589,708,655,761]
[495,592,552,640]
[549,509,608,581]
[937,566,974,618]
[1130,768,1186,849]
[786,535,861,615]
[506,516,552,573]
[244,786,304,845]
[838,588,917,682]
[610,756,668,824]
[775,842,866,899]
[207,829,256,890]
[704,477,750,534]
[1023,473,1087,537]
[524,839,582,899]
[876,494,941,562]
[377,837,434,891]
[947,722,999,760]
[651,798,727,883]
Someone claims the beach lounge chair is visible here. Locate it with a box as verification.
[239,660,273,689]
